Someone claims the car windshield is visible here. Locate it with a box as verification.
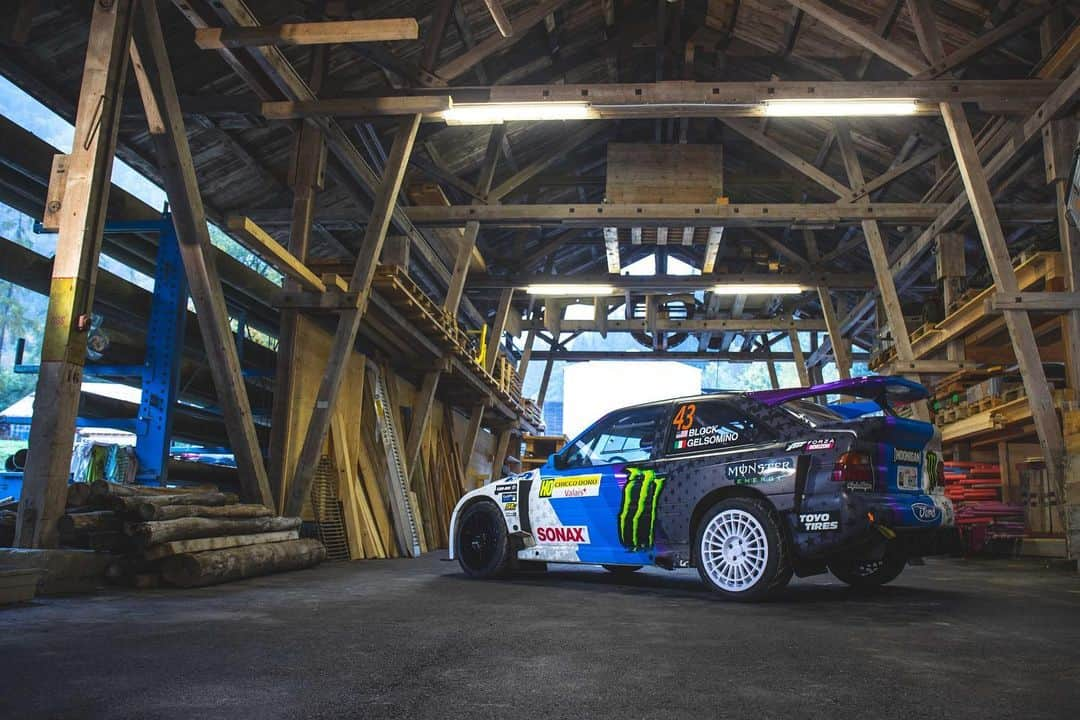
[780,399,845,427]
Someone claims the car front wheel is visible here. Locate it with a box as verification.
[455,501,511,578]
[695,498,792,602]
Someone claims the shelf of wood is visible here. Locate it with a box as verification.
[940,389,1073,444]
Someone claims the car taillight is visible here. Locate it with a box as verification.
[832,451,874,484]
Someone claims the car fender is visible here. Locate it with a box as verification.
[447,470,536,559]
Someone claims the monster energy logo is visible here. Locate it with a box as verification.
[618,468,665,551]
[925,451,941,487]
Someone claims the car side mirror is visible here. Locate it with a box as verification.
[551,452,566,470]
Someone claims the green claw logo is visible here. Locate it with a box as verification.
[618,468,665,551]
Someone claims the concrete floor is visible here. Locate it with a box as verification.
[1,555,1079,720]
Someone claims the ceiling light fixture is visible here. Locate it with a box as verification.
[762,99,918,117]
[441,101,597,125]
[711,284,805,295]
[525,283,616,296]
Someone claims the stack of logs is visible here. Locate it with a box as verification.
[61,481,325,588]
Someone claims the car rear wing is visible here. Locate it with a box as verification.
[750,376,929,409]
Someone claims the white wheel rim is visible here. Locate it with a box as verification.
[700,509,769,592]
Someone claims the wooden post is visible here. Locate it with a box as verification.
[835,120,928,420]
[490,427,513,482]
[788,328,810,387]
[485,289,514,374]
[404,367,442,481]
[285,114,421,516]
[537,356,556,407]
[460,401,488,482]
[936,232,966,362]
[767,361,780,390]
[940,100,1068,534]
[133,0,273,506]
[15,0,136,548]
[818,287,851,379]
[269,52,327,510]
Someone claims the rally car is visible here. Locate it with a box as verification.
[449,377,955,601]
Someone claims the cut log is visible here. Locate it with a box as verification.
[161,538,326,588]
[90,480,219,498]
[139,503,274,522]
[110,492,240,515]
[143,529,300,560]
[126,516,302,546]
[66,483,93,507]
[88,531,135,553]
[57,511,121,534]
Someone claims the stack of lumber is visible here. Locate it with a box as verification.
[944,462,1024,552]
[60,480,325,588]
[0,498,17,546]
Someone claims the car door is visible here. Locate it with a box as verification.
[524,404,669,566]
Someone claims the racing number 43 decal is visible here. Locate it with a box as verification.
[618,468,665,551]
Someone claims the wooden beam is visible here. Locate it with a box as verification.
[480,272,873,291]
[419,0,455,72]
[603,227,621,273]
[789,328,810,386]
[702,227,724,274]
[460,402,488,481]
[485,289,515,374]
[940,99,1067,526]
[490,427,513,481]
[528,350,857,361]
[127,39,165,135]
[194,19,419,49]
[721,119,851,198]
[404,369,442,482]
[481,0,514,37]
[911,4,1058,80]
[405,202,971,227]
[988,292,1080,312]
[786,0,929,74]
[261,96,450,120]
[285,114,421,516]
[134,0,273,506]
[226,216,325,292]
[520,317,830,332]
[15,0,135,549]
[748,228,808,267]
[435,0,573,82]
[818,287,851,378]
[487,124,605,201]
[837,142,944,204]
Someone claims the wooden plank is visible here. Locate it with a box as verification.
[435,0,573,81]
[134,0,272,506]
[476,272,872,291]
[261,96,450,120]
[703,227,724,274]
[143,530,299,560]
[989,292,1080,312]
[789,328,810,386]
[404,370,442,483]
[284,114,421,517]
[787,0,929,74]
[194,19,419,49]
[818,287,851,378]
[127,39,165,135]
[405,202,956,227]
[605,144,724,204]
[15,0,135,549]
[40,153,69,232]
[488,124,605,201]
[489,427,513,482]
[226,216,325,292]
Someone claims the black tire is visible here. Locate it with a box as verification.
[455,501,511,579]
[828,545,906,587]
[694,497,792,602]
[602,564,643,574]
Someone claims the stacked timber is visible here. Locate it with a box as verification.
[59,480,325,588]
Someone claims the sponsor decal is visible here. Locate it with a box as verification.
[845,480,874,492]
[501,493,516,502]
[925,451,943,486]
[806,438,835,451]
[535,526,590,544]
[896,464,919,491]
[911,502,939,523]
[724,457,795,485]
[785,440,808,452]
[504,502,517,512]
[538,474,601,499]
[618,467,666,551]
[894,448,921,464]
[493,483,517,494]
[672,425,740,451]
[675,430,689,439]
[798,512,839,531]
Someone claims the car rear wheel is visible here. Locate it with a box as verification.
[695,498,792,602]
[828,545,906,587]
[602,564,643,575]
[455,501,511,579]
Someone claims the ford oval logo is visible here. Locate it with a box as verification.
[911,502,938,522]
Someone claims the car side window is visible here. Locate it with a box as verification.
[561,407,666,468]
[668,400,769,455]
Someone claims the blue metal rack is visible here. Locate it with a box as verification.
[13,212,188,485]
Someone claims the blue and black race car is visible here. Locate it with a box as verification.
[449,377,954,601]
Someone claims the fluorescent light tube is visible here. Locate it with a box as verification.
[763,99,918,117]
[526,284,616,296]
[712,284,805,295]
[441,102,596,125]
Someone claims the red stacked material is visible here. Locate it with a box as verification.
[943,462,1025,551]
